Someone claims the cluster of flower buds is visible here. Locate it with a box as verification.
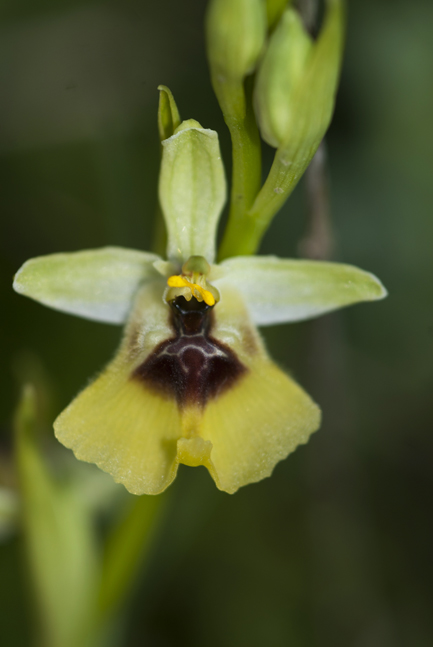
[207,0,343,148]
[207,0,345,257]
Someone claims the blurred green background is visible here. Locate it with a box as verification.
[1,0,432,645]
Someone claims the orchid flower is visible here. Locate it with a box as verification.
[13,115,386,495]
[13,0,385,495]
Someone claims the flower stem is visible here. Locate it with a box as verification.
[216,75,262,260]
[96,493,168,631]
[219,140,311,258]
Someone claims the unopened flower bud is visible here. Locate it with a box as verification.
[254,8,313,148]
[206,0,267,82]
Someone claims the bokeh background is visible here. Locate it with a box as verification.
[1,0,432,645]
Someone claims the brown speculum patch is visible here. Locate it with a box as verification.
[133,296,247,407]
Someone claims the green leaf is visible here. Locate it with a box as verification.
[97,494,166,624]
[14,385,98,647]
[216,255,387,325]
[159,120,226,264]
[157,85,181,142]
[13,246,161,324]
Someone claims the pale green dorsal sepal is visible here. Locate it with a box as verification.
[157,85,181,142]
[13,247,162,324]
[159,120,226,264]
[215,255,387,326]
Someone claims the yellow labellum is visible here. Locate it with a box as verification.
[53,282,321,495]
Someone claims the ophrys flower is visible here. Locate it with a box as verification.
[13,118,386,495]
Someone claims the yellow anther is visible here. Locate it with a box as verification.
[200,289,216,307]
[167,275,188,289]
[167,275,216,307]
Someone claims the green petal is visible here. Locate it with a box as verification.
[159,120,226,264]
[13,247,161,324]
[216,256,387,325]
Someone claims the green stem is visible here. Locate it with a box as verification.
[96,493,167,628]
[215,75,262,260]
[219,138,312,258]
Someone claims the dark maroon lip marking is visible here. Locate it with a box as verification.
[133,296,247,407]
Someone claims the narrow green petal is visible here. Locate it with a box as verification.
[13,247,161,324]
[157,85,181,142]
[159,121,226,264]
[216,256,387,325]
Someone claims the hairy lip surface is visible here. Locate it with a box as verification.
[133,296,247,407]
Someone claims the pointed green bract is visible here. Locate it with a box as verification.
[159,120,226,264]
[254,8,313,148]
[157,85,181,142]
[13,247,160,324]
[216,255,387,326]
[15,386,98,647]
